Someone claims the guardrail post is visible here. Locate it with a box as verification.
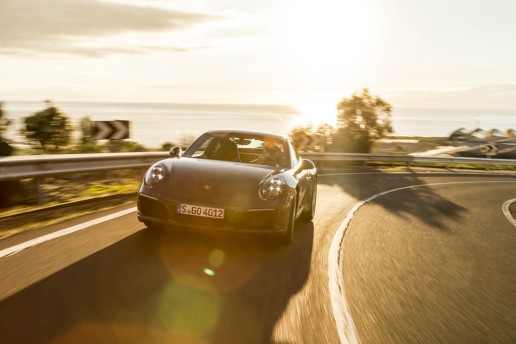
[35,177,47,205]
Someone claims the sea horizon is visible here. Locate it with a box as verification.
[2,100,516,148]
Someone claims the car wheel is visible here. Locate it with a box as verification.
[279,197,296,245]
[301,179,317,222]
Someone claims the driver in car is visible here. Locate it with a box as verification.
[253,144,283,167]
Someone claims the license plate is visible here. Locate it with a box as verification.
[177,203,224,219]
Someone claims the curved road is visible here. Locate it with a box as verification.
[0,172,515,343]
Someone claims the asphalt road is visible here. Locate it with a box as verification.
[0,171,515,343]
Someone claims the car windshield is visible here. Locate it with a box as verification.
[183,132,290,168]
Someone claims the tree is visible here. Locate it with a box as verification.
[21,100,73,152]
[289,123,314,150]
[331,88,393,153]
[74,116,102,153]
[120,140,146,152]
[79,116,94,144]
[289,123,334,152]
[0,102,14,156]
[0,102,11,142]
[161,141,177,151]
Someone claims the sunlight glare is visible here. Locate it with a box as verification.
[279,0,374,77]
[291,97,338,128]
[280,0,374,127]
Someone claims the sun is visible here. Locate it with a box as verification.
[278,0,375,128]
[290,95,339,129]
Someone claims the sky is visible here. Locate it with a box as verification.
[1,0,516,124]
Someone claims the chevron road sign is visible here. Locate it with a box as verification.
[92,120,130,140]
[480,144,498,157]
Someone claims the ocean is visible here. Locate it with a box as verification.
[2,101,516,148]
[393,108,516,138]
[2,101,301,148]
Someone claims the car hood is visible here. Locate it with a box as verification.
[150,157,281,207]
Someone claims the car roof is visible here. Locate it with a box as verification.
[205,129,289,141]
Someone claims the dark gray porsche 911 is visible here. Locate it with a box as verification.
[137,130,317,244]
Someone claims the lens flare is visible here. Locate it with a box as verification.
[203,268,215,276]
[157,282,220,339]
[208,249,225,268]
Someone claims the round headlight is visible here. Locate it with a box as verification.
[260,176,286,200]
[144,163,166,186]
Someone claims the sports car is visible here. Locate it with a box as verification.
[137,129,317,244]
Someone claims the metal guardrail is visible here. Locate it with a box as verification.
[1,152,516,183]
[300,152,516,166]
[0,152,169,182]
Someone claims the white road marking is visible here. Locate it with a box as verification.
[324,176,516,344]
[502,199,516,227]
[0,207,137,259]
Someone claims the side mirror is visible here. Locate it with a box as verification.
[300,159,315,170]
[169,146,182,158]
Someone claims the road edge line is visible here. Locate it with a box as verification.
[326,178,516,344]
[0,207,137,259]
[502,199,516,227]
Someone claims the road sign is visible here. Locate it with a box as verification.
[92,120,130,140]
[480,144,498,155]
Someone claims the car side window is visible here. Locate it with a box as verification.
[190,136,214,158]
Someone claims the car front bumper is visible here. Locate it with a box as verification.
[137,193,292,236]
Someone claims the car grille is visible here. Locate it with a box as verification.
[174,213,228,227]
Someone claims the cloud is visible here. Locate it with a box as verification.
[1,42,215,58]
[0,0,221,55]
